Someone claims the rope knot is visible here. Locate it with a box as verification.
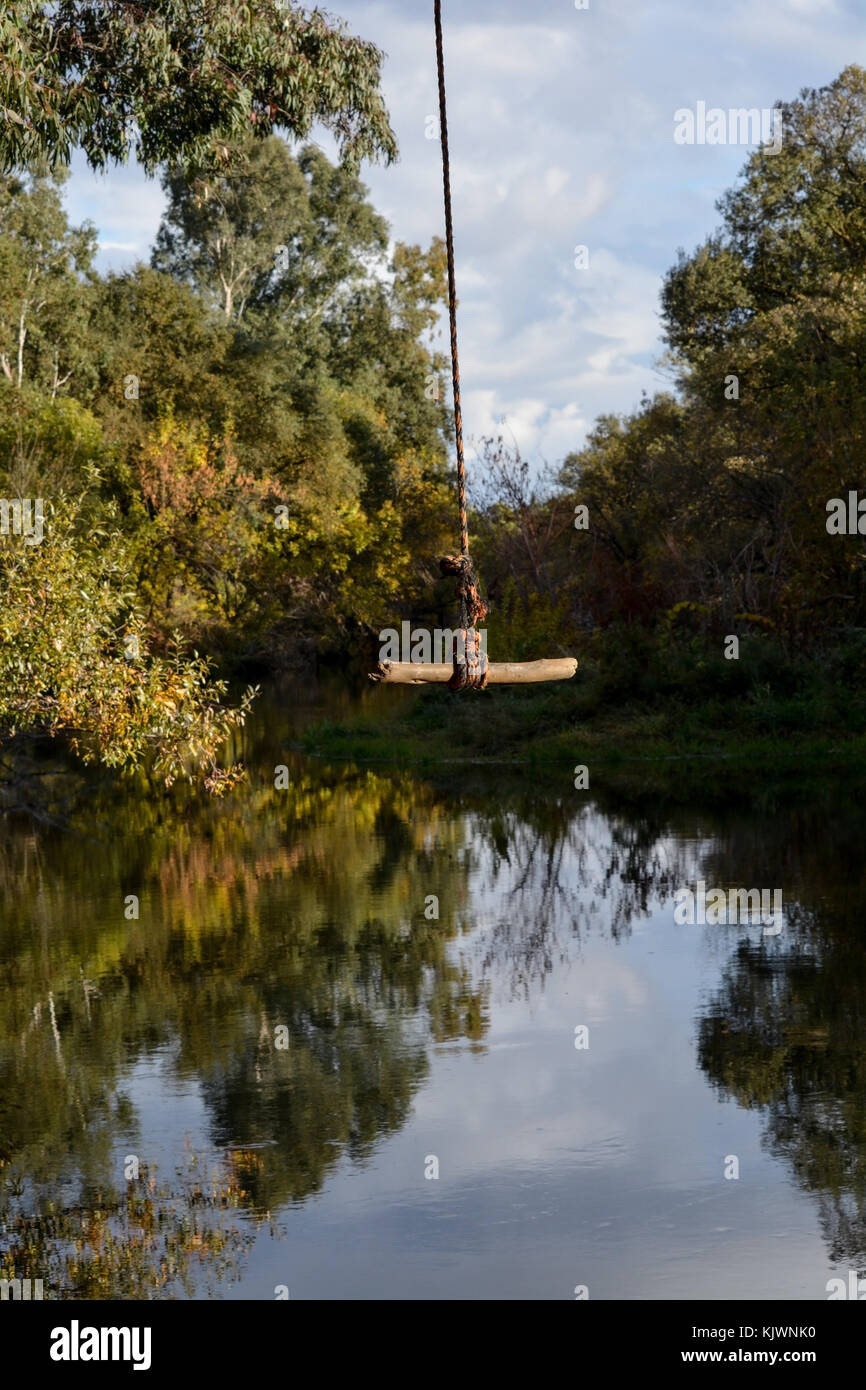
[440,553,488,690]
[439,554,488,628]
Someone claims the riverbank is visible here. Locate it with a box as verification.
[296,668,866,773]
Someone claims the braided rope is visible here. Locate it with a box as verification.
[434,0,487,689]
[434,0,468,560]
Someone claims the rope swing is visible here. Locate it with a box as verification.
[433,0,488,690]
[370,1,577,689]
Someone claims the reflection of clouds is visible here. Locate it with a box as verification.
[462,803,700,997]
[583,959,651,1020]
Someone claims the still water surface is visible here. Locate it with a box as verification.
[1,681,864,1299]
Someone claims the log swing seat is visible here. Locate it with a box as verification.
[369,1,577,692]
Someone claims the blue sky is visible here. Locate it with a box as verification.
[62,0,862,467]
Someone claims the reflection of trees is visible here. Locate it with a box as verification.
[699,926,866,1268]
[454,764,866,1274]
[469,796,694,996]
[0,1161,256,1300]
[5,701,866,1286]
[0,756,489,1283]
[695,793,866,1270]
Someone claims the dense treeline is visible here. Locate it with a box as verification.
[0,135,456,789]
[0,138,453,651]
[2,6,866,786]
[473,65,866,727]
[0,0,420,788]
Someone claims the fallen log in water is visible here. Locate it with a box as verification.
[369,658,578,685]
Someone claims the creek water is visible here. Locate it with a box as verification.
[1,679,864,1300]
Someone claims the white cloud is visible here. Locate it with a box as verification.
[64,155,167,269]
[58,0,858,462]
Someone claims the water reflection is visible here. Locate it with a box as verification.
[1,686,865,1295]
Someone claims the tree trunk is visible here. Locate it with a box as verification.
[16,309,26,388]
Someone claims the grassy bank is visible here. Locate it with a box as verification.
[297,636,866,771]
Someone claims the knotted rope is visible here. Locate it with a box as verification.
[435,0,487,691]
[439,553,488,689]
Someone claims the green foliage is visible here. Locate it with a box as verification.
[6,20,866,791]
[0,384,104,496]
[484,576,574,664]
[468,65,866,711]
[0,104,455,789]
[0,164,96,392]
[152,138,390,324]
[0,2,398,174]
[0,497,256,791]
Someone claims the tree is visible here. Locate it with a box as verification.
[85,263,235,440]
[0,496,256,797]
[0,383,104,501]
[663,65,866,361]
[496,64,866,660]
[147,139,454,649]
[152,137,389,324]
[0,1,398,175]
[660,65,866,635]
[0,165,96,392]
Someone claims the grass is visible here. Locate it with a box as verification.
[296,669,866,771]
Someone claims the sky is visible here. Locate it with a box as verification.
[63,0,863,469]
